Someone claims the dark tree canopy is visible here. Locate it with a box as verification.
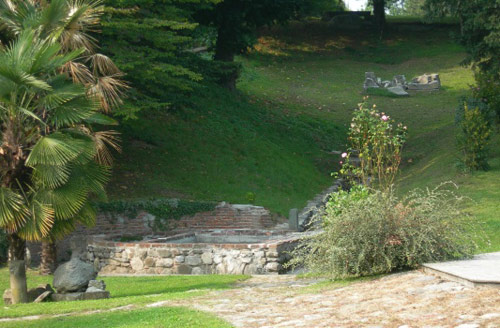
[195,0,310,62]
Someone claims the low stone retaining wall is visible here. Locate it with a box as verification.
[89,232,300,275]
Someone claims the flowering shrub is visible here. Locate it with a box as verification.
[456,99,493,171]
[287,184,479,278]
[338,99,407,191]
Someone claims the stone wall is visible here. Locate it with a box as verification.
[28,202,279,265]
[88,237,297,275]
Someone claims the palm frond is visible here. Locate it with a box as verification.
[26,132,84,166]
[88,74,128,112]
[61,60,94,84]
[31,163,71,189]
[0,186,28,232]
[92,130,120,166]
[89,53,120,76]
[17,199,54,241]
[37,177,88,220]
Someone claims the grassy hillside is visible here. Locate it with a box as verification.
[108,85,345,216]
[108,19,499,251]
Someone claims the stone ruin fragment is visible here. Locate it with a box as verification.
[363,72,441,96]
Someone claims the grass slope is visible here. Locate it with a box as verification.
[238,20,499,251]
[109,86,345,215]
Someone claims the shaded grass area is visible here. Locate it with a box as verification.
[0,268,247,318]
[1,307,233,328]
[108,85,345,216]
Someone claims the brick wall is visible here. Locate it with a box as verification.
[28,202,279,265]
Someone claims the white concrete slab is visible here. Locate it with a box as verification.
[423,252,500,285]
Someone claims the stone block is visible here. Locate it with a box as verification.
[186,255,202,266]
[192,267,204,275]
[176,264,192,274]
[174,255,185,263]
[144,257,156,267]
[201,252,213,265]
[82,290,110,301]
[157,249,172,258]
[51,292,84,302]
[130,257,144,271]
[265,262,282,272]
[156,258,173,268]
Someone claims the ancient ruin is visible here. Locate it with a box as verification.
[363,72,441,96]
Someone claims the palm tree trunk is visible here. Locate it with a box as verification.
[7,234,28,304]
[40,241,57,275]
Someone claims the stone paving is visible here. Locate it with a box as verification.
[173,271,500,328]
[423,252,500,287]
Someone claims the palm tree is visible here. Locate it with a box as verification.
[0,28,121,303]
[0,0,126,276]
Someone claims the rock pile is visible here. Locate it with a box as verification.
[51,237,110,302]
[363,72,441,96]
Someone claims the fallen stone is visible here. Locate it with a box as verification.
[3,289,12,305]
[33,291,52,303]
[387,86,409,96]
[86,286,104,293]
[51,292,84,302]
[88,280,106,291]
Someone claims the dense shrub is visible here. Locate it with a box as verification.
[288,184,479,278]
[456,98,493,171]
[473,71,500,121]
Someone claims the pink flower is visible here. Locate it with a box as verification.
[381,115,388,121]
[341,152,348,158]
[339,161,343,164]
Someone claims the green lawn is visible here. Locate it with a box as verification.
[1,307,233,328]
[0,268,247,319]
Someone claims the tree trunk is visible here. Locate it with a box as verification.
[373,0,386,35]
[40,241,57,275]
[8,234,28,304]
[214,27,237,90]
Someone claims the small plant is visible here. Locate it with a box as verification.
[456,100,493,171]
[288,183,480,278]
[246,192,256,204]
[338,99,407,191]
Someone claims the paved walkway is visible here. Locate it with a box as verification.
[173,271,500,328]
[423,252,500,287]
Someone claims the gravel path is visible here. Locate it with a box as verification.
[175,270,500,328]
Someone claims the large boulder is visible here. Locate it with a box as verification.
[53,258,97,293]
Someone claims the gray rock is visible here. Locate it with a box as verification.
[53,258,97,293]
[387,86,409,96]
[88,280,106,291]
[156,258,174,268]
[191,267,204,275]
[86,286,104,293]
[174,255,185,263]
[185,255,202,266]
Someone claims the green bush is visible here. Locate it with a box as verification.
[473,71,500,121]
[456,99,493,171]
[289,184,479,278]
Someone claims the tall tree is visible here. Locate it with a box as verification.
[424,0,500,118]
